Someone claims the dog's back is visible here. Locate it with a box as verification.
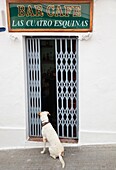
[42,123,64,154]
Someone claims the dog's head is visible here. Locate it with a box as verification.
[38,111,50,123]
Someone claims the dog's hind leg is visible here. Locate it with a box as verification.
[49,147,56,159]
[41,137,47,154]
[59,153,65,168]
[50,154,56,159]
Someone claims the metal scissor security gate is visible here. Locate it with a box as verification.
[55,38,78,139]
[26,37,41,137]
[26,37,79,139]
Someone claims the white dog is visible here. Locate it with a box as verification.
[38,111,65,168]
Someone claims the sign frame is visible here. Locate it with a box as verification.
[6,0,93,32]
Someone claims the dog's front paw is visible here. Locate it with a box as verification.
[41,150,45,154]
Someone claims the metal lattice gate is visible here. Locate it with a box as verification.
[55,38,78,139]
[26,37,41,137]
[26,37,79,139]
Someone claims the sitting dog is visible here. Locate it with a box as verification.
[38,111,65,168]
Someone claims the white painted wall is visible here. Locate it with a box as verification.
[0,0,26,148]
[79,0,116,144]
[0,0,116,149]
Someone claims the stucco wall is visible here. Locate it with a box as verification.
[79,0,116,144]
[0,0,116,149]
[0,0,26,148]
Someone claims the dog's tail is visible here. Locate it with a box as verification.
[59,152,65,168]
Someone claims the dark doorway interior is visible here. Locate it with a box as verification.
[40,40,57,131]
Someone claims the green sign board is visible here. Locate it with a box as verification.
[7,0,93,32]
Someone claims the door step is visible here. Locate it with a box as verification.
[28,137,78,143]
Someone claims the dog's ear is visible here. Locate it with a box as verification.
[47,112,50,116]
[38,112,41,116]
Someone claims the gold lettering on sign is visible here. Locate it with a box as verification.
[17,4,82,17]
[64,6,73,16]
[34,5,44,16]
[17,5,25,16]
[46,5,55,17]
[55,5,64,16]
[73,6,81,17]
[26,5,34,17]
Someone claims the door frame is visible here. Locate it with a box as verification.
[25,36,79,143]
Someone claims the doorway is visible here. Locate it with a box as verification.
[26,37,79,141]
[40,40,57,131]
